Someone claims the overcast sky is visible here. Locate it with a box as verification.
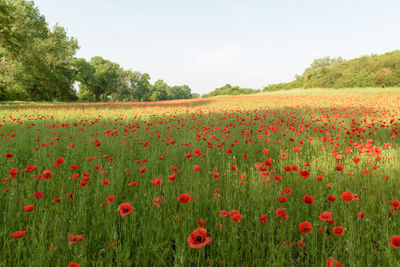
[34,0,400,94]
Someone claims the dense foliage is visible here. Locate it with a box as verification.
[264,51,400,91]
[0,0,194,102]
[202,84,260,98]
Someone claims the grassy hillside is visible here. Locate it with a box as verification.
[264,50,400,91]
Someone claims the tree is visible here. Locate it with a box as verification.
[149,79,168,101]
[0,0,78,101]
[75,56,122,101]
[135,73,151,101]
[191,93,200,99]
[303,56,346,80]
[167,85,192,100]
[74,58,96,101]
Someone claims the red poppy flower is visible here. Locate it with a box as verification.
[340,192,353,203]
[53,156,65,167]
[259,214,268,223]
[34,192,45,199]
[107,195,116,205]
[231,213,243,222]
[150,178,162,185]
[275,208,289,220]
[298,221,313,234]
[187,228,212,248]
[168,173,177,182]
[319,211,332,221]
[335,164,344,171]
[68,193,73,199]
[102,179,110,185]
[11,230,25,239]
[177,193,191,204]
[219,210,229,218]
[108,241,118,248]
[278,197,288,203]
[326,258,342,267]
[53,197,61,203]
[389,200,400,209]
[299,169,310,178]
[128,182,138,186]
[297,241,305,247]
[193,165,200,172]
[5,153,13,159]
[390,235,400,248]
[197,219,206,227]
[23,204,34,212]
[24,165,38,172]
[153,197,163,206]
[282,188,292,195]
[68,234,84,245]
[357,211,365,218]
[8,168,20,178]
[70,164,79,171]
[327,195,336,202]
[68,262,80,267]
[230,210,240,217]
[332,226,345,236]
[118,202,133,216]
[302,195,314,204]
[284,166,292,171]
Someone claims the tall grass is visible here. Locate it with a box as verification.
[1,92,399,266]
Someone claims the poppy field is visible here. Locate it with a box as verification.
[1,91,400,266]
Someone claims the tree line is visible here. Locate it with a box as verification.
[201,84,260,98]
[0,0,195,101]
[264,51,400,92]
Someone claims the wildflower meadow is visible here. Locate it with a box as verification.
[1,91,400,266]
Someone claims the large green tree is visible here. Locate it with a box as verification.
[167,85,192,100]
[0,0,78,101]
[76,56,134,101]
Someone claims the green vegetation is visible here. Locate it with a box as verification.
[1,93,400,266]
[264,51,400,92]
[0,0,195,102]
[202,84,260,98]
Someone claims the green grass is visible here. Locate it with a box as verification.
[1,93,400,266]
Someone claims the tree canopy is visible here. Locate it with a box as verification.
[203,84,260,98]
[0,0,195,102]
[264,51,400,92]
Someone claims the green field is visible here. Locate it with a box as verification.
[1,91,400,266]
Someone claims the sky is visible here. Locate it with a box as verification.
[34,0,400,95]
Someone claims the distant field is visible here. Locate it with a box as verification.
[1,92,400,266]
